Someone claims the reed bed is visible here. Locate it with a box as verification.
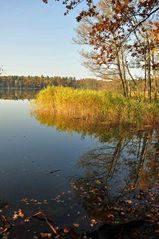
[33,86,159,127]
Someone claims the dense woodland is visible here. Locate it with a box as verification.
[0,75,122,92]
[0,76,76,89]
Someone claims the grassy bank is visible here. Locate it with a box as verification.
[33,86,159,127]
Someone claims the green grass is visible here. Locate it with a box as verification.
[33,86,159,128]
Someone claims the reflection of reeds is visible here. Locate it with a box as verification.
[32,108,136,142]
[32,86,159,134]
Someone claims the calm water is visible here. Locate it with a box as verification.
[0,91,158,232]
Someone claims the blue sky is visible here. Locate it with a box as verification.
[0,0,90,78]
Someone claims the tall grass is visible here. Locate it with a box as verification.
[33,86,159,127]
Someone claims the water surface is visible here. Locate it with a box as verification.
[0,91,158,234]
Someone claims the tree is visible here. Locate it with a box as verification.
[73,0,159,98]
[74,0,138,97]
[42,0,159,99]
[42,0,159,31]
[126,21,159,100]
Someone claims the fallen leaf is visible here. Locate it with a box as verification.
[73,223,80,228]
[40,233,52,238]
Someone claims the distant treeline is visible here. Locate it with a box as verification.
[0,75,121,92]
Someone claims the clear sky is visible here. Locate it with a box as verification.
[0,0,90,78]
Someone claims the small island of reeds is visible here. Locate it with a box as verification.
[33,86,159,130]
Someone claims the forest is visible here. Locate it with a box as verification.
[0,75,122,92]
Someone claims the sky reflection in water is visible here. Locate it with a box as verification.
[0,93,158,228]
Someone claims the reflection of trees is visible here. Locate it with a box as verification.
[32,106,159,223]
[0,88,38,100]
[71,130,159,223]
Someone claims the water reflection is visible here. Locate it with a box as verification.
[0,91,158,237]
[71,129,159,224]
[32,108,136,142]
[32,106,159,225]
[0,88,38,100]
[77,130,159,193]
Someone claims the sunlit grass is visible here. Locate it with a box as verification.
[33,86,159,128]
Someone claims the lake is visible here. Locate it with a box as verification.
[0,90,158,238]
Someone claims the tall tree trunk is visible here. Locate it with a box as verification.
[121,49,130,97]
[144,50,147,100]
[147,45,152,102]
[125,60,138,96]
[152,51,157,100]
[115,43,128,97]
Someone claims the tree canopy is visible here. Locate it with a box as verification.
[42,0,159,26]
[41,0,159,100]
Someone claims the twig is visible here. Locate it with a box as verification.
[32,211,58,235]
